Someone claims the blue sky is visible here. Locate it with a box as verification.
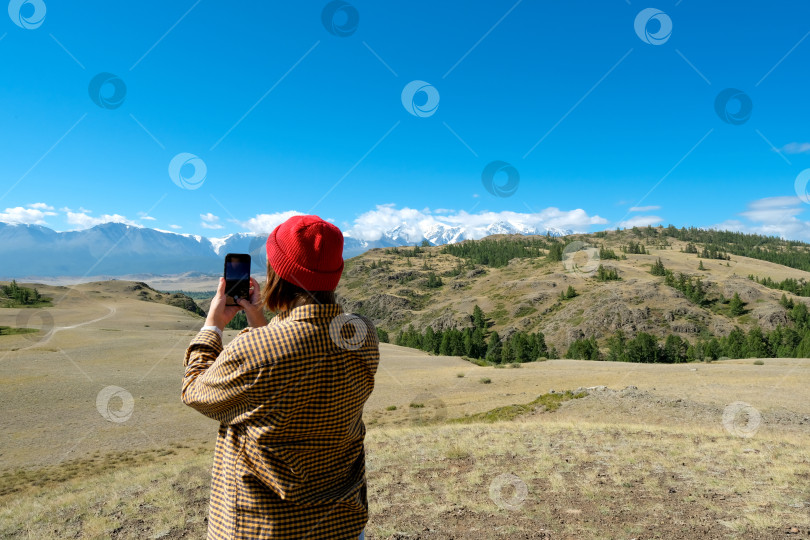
[2,0,810,242]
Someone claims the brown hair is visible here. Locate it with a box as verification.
[261,265,336,313]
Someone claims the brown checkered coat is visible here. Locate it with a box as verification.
[183,304,379,539]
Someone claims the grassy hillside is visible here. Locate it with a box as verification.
[336,227,810,358]
[1,280,808,538]
[2,401,808,539]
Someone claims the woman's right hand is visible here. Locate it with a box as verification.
[238,277,268,328]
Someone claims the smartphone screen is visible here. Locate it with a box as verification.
[224,253,251,306]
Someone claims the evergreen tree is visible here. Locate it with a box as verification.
[650,257,667,276]
[565,337,600,360]
[704,337,722,360]
[423,326,436,353]
[790,302,809,331]
[425,272,443,288]
[794,330,810,358]
[560,285,578,300]
[547,242,564,262]
[728,292,745,316]
[599,246,619,260]
[606,330,628,362]
[470,328,487,359]
[596,264,620,281]
[439,332,452,356]
[724,327,746,358]
[662,334,687,363]
[485,331,502,362]
[626,332,659,363]
[746,327,768,359]
[472,304,487,330]
[500,339,514,364]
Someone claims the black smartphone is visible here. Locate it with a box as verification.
[224,253,251,306]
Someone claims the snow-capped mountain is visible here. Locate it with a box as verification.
[0,219,571,278]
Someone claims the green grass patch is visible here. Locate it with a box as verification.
[514,305,537,318]
[0,326,38,336]
[450,390,587,424]
[462,356,491,367]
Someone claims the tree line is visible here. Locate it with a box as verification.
[1,280,49,307]
[749,274,810,297]
[391,294,810,363]
[395,304,558,363]
[567,304,810,361]
[441,238,554,268]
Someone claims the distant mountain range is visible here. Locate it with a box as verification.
[0,221,571,278]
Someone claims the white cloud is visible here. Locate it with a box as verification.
[707,196,810,241]
[343,204,608,242]
[628,205,660,212]
[200,212,223,230]
[779,142,810,154]
[137,211,156,221]
[0,206,56,225]
[169,224,182,229]
[616,215,664,228]
[27,202,54,211]
[65,211,139,229]
[237,210,305,234]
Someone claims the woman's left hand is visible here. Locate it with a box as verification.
[238,277,268,328]
[205,277,246,330]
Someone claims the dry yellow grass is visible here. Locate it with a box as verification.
[1,280,808,538]
[1,417,807,539]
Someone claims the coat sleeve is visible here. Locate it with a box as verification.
[182,328,267,425]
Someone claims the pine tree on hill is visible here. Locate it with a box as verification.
[472,304,487,330]
[650,257,667,276]
[729,292,745,316]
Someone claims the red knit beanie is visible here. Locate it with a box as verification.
[266,215,344,291]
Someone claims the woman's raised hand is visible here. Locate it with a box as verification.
[238,277,268,328]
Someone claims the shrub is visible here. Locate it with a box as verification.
[753,360,764,365]
[479,377,492,384]
[386,405,397,411]
[456,373,465,378]
[409,402,424,408]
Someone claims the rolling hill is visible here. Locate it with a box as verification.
[335,226,810,358]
